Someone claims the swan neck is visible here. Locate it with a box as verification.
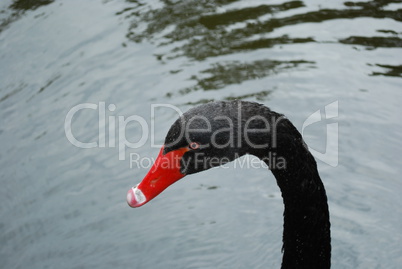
[267,148,331,269]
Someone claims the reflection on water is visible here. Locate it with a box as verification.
[126,0,402,55]
[340,35,402,48]
[0,0,54,32]
[1,0,402,268]
[126,0,307,60]
[123,0,402,101]
[183,90,272,106]
[371,64,402,77]
[174,59,313,95]
[10,0,54,11]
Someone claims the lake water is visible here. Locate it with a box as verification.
[1,0,402,268]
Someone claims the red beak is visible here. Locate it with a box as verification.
[127,146,189,208]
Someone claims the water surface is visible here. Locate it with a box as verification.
[1,0,402,268]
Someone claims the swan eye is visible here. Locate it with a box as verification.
[189,142,200,150]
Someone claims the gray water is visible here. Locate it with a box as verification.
[1,0,402,268]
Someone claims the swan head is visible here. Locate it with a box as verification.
[127,101,274,207]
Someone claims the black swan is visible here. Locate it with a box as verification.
[127,100,331,268]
